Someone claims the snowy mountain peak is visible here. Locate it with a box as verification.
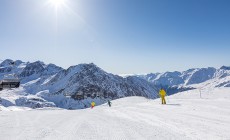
[220,66,230,70]
[42,63,63,75]
[0,59,14,67]
[65,63,107,78]
[79,63,107,75]
[19,61,45,77]
[0,59,25,67]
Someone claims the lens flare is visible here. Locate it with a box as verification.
[49,0,65,8]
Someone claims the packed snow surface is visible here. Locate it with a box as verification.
[0,87,230,140]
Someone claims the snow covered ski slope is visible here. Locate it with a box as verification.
[0,87,230,140]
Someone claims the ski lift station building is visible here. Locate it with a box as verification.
[0,74,20,90]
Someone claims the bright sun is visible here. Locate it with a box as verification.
[49,0,66,8]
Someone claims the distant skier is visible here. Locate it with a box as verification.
[159,88,166,104]
[108,100,112,107]
[91,101,96,109]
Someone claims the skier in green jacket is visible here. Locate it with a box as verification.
[108,100,112,107]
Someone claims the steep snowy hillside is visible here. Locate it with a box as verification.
[0,87,230,140]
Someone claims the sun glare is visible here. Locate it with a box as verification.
[49,0,66,8]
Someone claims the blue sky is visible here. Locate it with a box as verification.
[0,0,230,74]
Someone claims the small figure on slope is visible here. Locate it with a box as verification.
[159,88,166,104]
[108,100,112,107]
[91,101,96,109]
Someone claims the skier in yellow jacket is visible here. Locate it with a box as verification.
[91,101,96,109]
[159,88,166,104]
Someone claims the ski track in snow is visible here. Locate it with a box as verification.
[0,88,230,140]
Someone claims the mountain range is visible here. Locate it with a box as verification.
[0,59,157,109]
[136,66,230,88]
[0,59,229,109]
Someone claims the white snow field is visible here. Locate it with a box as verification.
[0,87,230,140]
